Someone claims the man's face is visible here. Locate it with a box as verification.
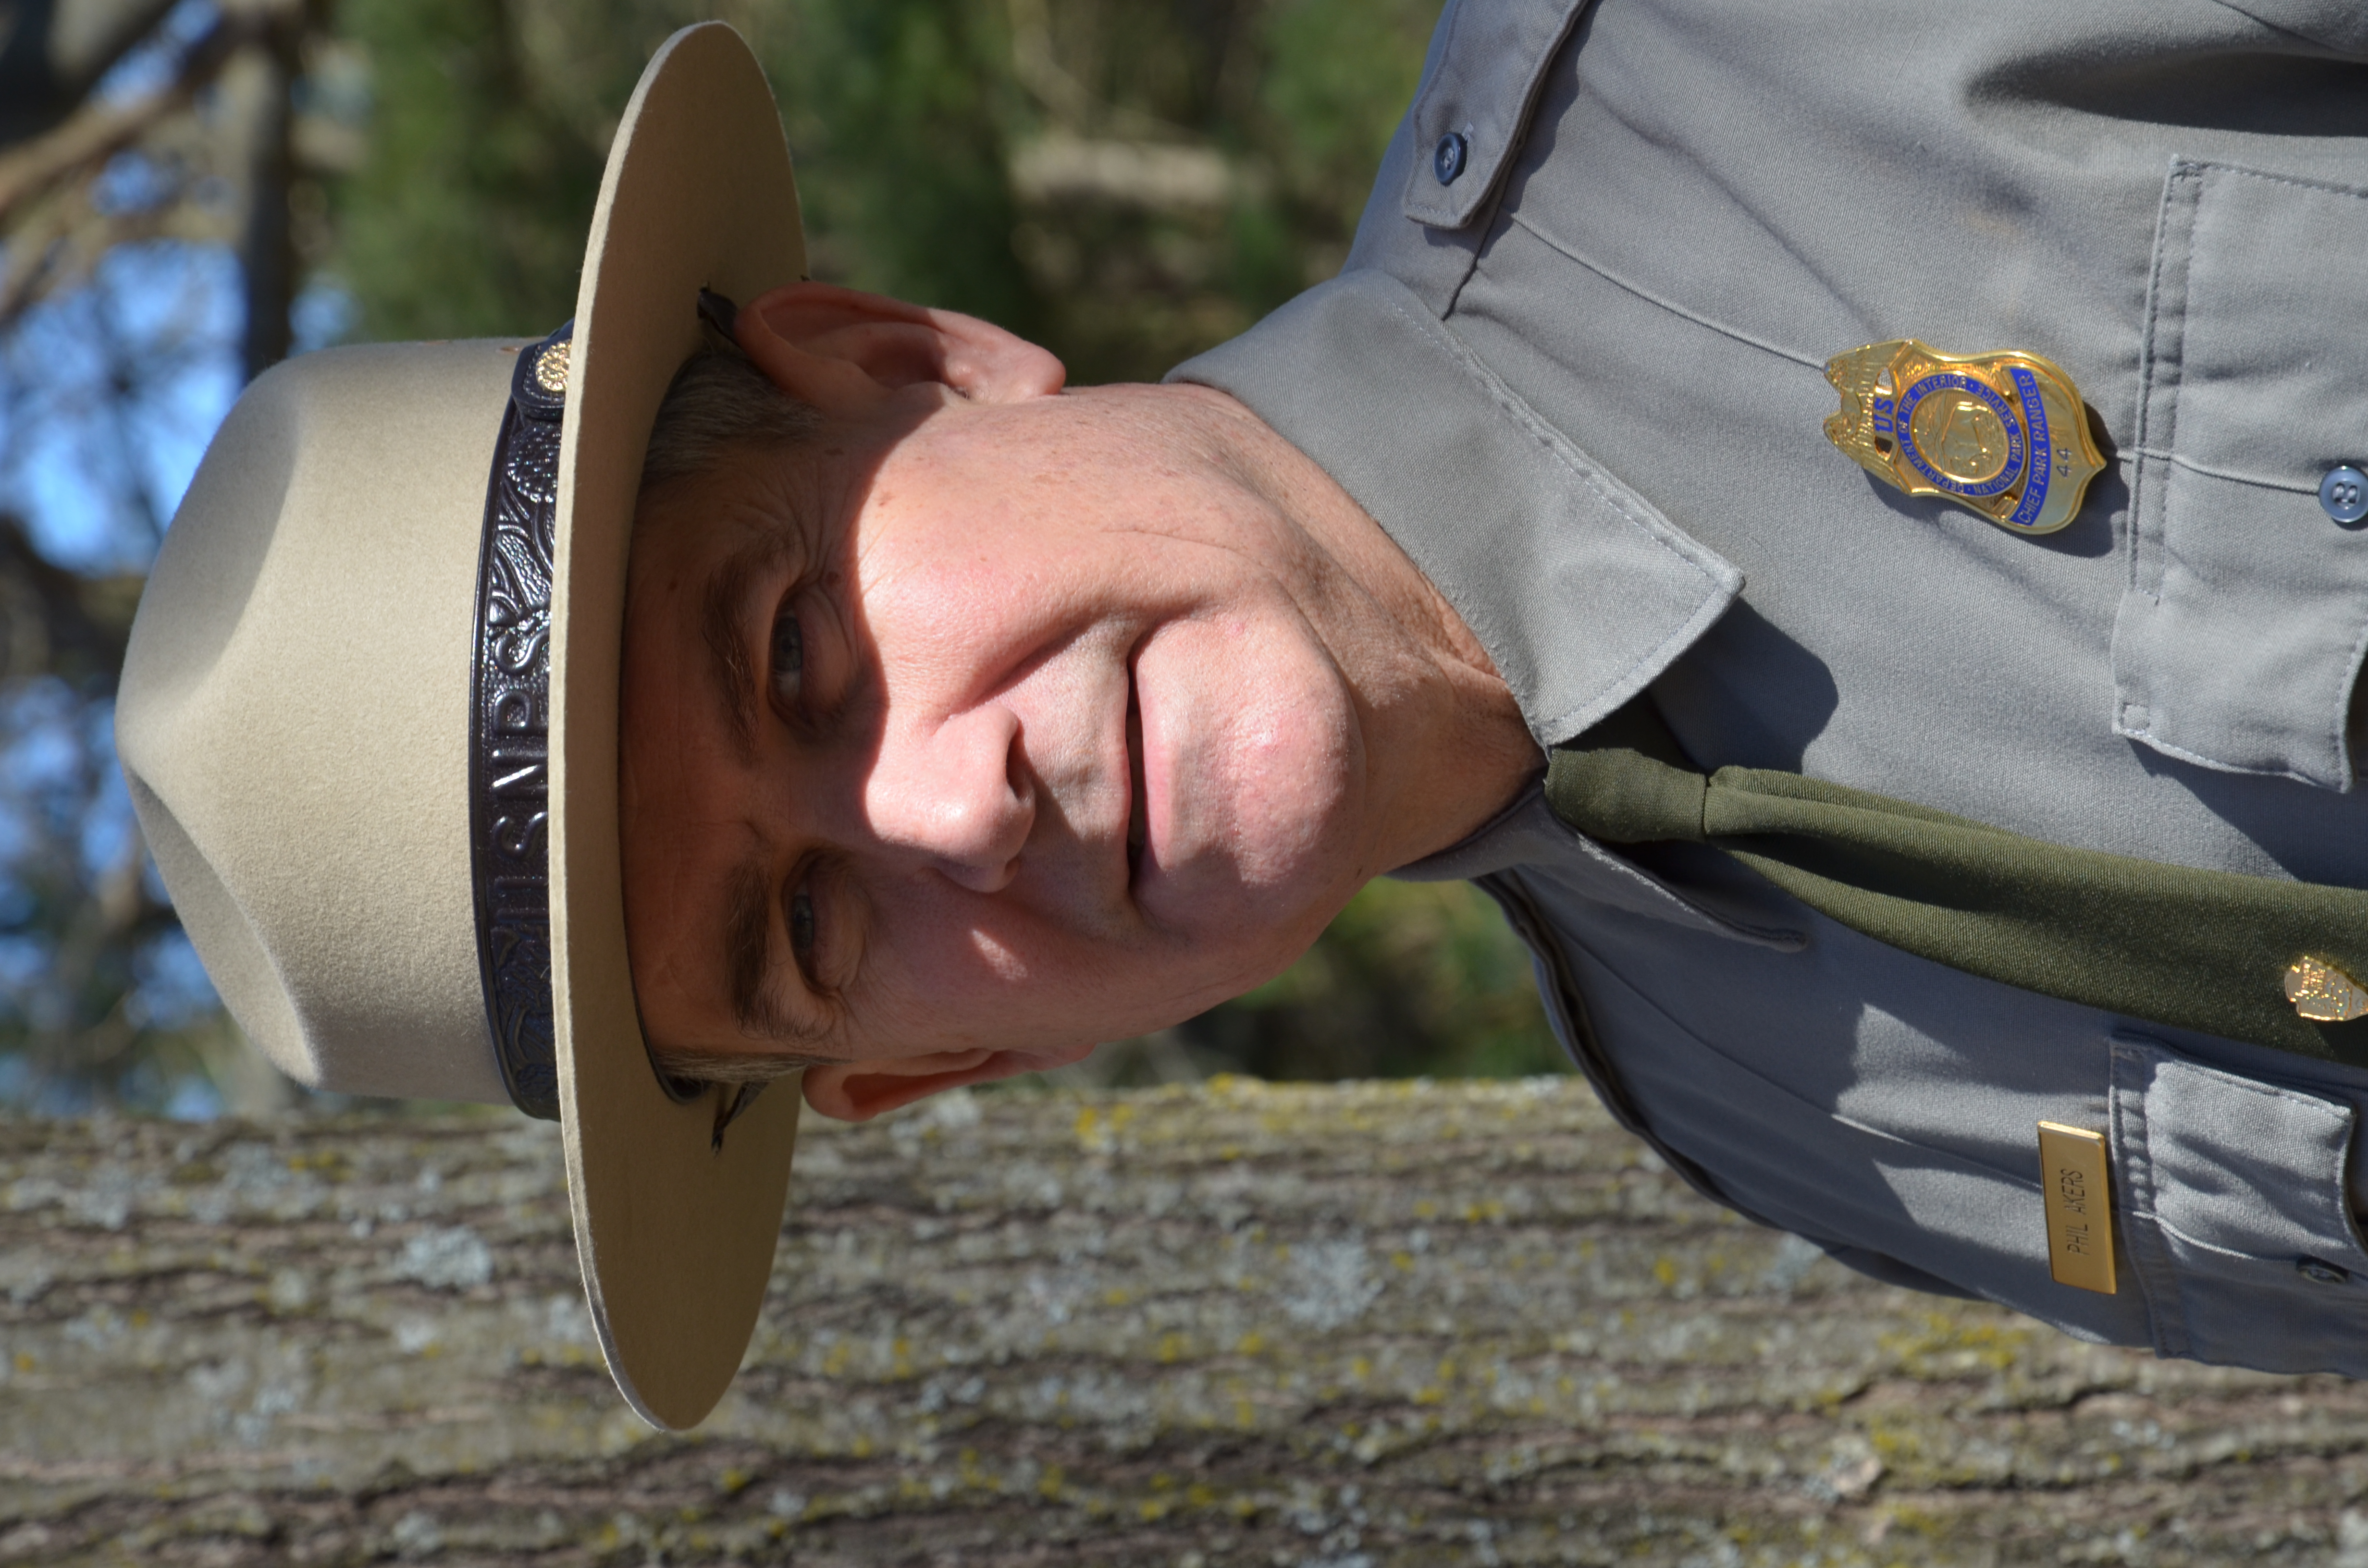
[617,367,1383,1115]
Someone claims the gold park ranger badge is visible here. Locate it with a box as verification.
[1824,340,2105,535]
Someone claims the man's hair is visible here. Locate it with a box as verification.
[637,341,824,497]
[634,340,829,1094]
[651,1043,838,1085]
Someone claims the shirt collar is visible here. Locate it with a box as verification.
[1389,782,1567,882]
[1169,267,1742,749]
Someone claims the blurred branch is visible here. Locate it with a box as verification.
[0,511,142,686]
[226,0,303,377]
[0,9,250,230]
[0,0,186,144]
[0,509,153,1109]
[0,0,328,1115]
[0,0,322,361]
[1009,133,1236,211]
[17,817,166,1103]
[1004,0,1183,143]
[1005,0,1094,128]
[0,107,237,331]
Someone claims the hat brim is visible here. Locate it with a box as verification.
[549,22,806,1432]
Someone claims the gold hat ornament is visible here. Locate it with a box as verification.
[1824,340,2105,535]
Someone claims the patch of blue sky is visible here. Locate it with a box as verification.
[164,1074,223,1120]
[2,254,357,579]
[0,240,243,571]
[72,690,136,859]
[92,2,223,104]
[88,147,185,217]
[0,681,89,803]
[132,928,218,1030]
[80,756,136,883]
[0,934,50,993]
[294,277,358,353]
[25,1068,97,1116]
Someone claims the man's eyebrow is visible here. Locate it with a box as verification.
[700,538,783,766]
[724,853,832,1045]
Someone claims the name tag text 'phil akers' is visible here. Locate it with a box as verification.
[2038,1122,2117,1295]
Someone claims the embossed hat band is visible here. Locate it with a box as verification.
[466,305,762,1131]
[467,323,572,1120]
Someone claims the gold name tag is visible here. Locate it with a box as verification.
[2037,1122,2117,1294]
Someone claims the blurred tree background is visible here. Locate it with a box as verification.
[0,0,1564,1115]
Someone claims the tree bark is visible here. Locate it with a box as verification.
[5,1077,2367,1565]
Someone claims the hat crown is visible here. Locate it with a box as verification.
[118,340,527,1103]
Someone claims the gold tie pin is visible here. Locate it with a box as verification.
[1824,341,2104,536]
[2286,956,2368,1023]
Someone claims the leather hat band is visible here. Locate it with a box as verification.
[467,323,572,1120]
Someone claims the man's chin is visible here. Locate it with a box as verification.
[1131,616,1361,901]
[1131,739,1361,949]
[1141,878,1348,1005]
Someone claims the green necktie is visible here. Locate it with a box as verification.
[1543,703,2368,1068]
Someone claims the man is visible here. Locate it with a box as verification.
[616,282,1539,1119]
[118,2,2368,1429]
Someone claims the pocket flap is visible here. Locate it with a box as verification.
[2112,1038,2368,1372]
[1399,0,1592,231]
[2114,159,2368,790]
[2125,1047,2361,1262]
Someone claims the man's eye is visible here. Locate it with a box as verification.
[768,605,803,709]
[787,887,816,964]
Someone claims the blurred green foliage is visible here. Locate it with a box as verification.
[324,0,1563,1084]
[1193,879,1563,1082]
[332,0,628,341]
[332,0,1442,371]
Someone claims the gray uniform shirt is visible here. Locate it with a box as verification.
[1172,0,2368,1373]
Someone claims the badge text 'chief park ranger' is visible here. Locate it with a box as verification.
[114,5,2368,1427]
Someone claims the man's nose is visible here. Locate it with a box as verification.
[863,706,1035,892]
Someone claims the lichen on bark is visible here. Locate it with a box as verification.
[5,1078,2366,1565]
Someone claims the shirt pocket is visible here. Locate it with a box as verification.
[2111,1037,2368,1373]
[2112,159,2368,792]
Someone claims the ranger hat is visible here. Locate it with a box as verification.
[113,22,802,1431]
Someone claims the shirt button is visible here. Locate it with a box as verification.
[1432,131,1468,185]
[2319,466,2368,525]
[2296,1255,2352,1285]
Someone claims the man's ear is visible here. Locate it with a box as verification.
[735,282,1065,415]
[800,1041,1096,1123]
